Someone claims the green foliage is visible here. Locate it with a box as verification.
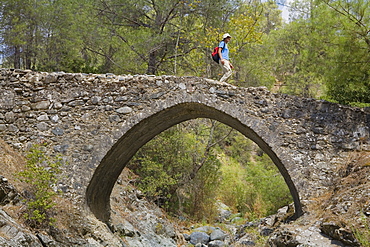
[1,0,370,106]
[353,215,370,247]
[16,144,63,228]
[129,122,222,221]
[218,151,292,220]
[129,120,292,223]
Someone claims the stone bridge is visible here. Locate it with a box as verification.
[0,69,369,223]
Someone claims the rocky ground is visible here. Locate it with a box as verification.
[0,139,369,246]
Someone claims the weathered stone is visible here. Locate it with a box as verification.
[115,96,128,102]
[50,115,59,123]
[91,96,101,105]
[4,112,15,123]
[53,102,63,109]
[190,232,210,245]
[21,105,31,112]
[53,144,69,153]
[115,221,136,237]
[210,229,226,241]
[116,106,133,114]
[37,122,49,131]
[37,114,49,121]
[268,230,300,247]
[7,124,18,132]
[208,240,227,247]
[321,222,360,246]
[52,127,64,136]
[183,233,190,241]
[44,74,58,83]
[32,100,50,110]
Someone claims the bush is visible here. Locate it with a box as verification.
[218,150,292,220]
[16,144,63,228]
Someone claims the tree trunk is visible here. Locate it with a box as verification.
[14,46,21,69]
[101,45,115,73]
[147,51,157,75]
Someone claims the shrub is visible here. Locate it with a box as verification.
[16,144,63,228]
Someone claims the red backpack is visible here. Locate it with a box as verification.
[211,42,225,63]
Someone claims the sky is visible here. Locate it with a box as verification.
[277,0,291,22]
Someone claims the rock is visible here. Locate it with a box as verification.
[36,122,49,131]
[0,176,19,205]
[37,233,59,247]
[37,114,49,121]
[194,243,207,247]
[189,232,210,245]
[116,106,132,114]
[50,115,59,123]
[243,240,256,246]
[52,127,64,136]
[193,225,216,233]
[210,228,226,241]
[268,230,300,247]
[183,233,190,241]
[109,114,121,122]
[33,101,50,110]
[260,226,274,236]
[216,201,232,222]
[91,96,101,105]
[4,112,15,123]
[208,240,227,247]
[0,209,42,246]
[115,221,136,237]
[53,144,69,153]
[320,222,360,246]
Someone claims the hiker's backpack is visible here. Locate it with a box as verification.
[211,42,225,63]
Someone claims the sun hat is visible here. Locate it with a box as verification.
[222,33,231,39]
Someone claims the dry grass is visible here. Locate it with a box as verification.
[0,139,26,189]
[309,151,370,229]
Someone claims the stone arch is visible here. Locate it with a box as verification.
[86,102,303,223]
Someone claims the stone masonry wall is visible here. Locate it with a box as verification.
[0,68,369,221]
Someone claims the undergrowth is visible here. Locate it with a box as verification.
[353,215,370,247]
[16,144,63,228]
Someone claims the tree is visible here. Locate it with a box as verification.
[95,0,249,75]
[0,0,96,72]
[227,0,281,87]
[0,0,36,69]
[320,0,370,105]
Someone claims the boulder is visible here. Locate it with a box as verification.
[189,231,210,245]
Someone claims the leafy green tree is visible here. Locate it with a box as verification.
[0,0,36,69]
[0,0,97,72]
[261,0,370,105]
[319,0,370,105]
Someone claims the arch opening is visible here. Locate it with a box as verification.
[86,102,303,222]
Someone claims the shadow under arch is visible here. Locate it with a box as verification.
[86,102,303,223]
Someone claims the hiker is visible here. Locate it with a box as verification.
[218,33,234,82]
